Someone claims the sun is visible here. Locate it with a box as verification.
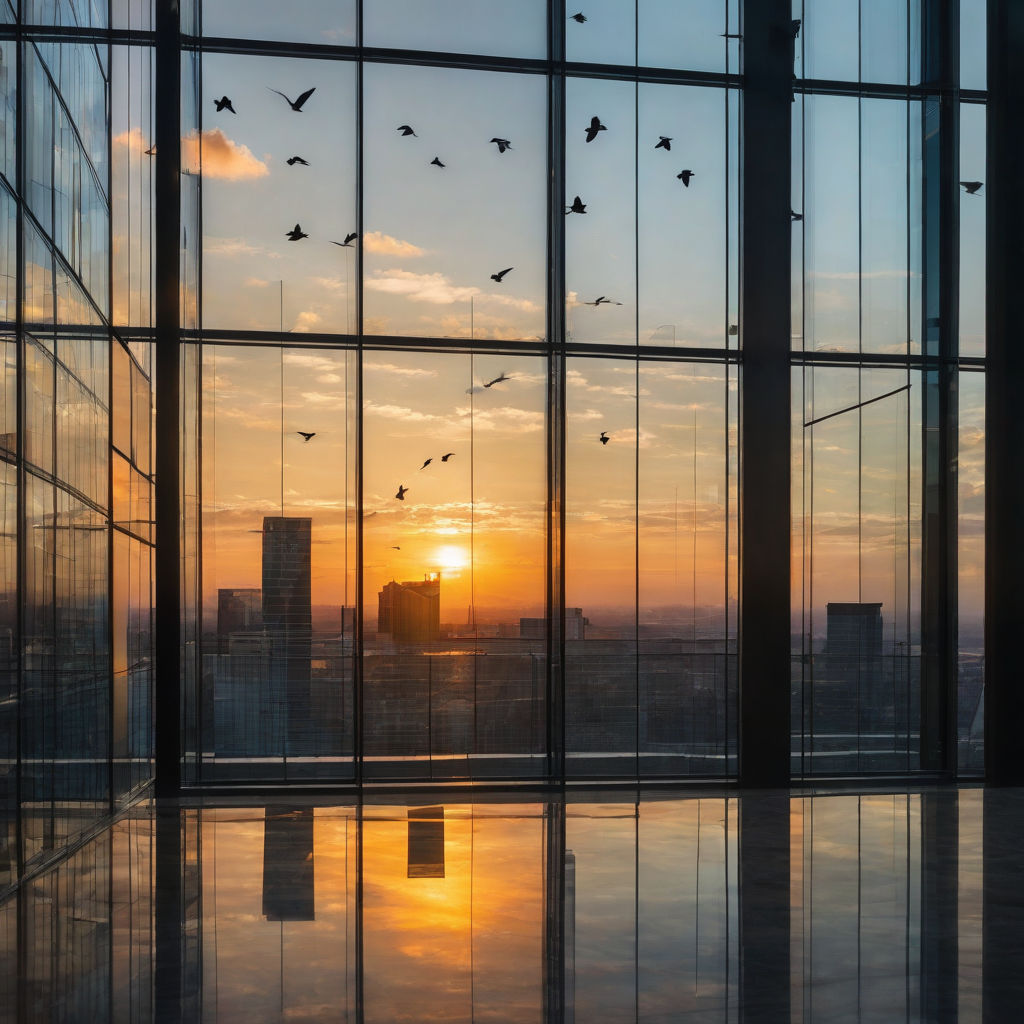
[434,545,469,573]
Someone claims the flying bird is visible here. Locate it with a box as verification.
[214,96,235,113]
[420,458,433,470]
[655,136,672,151]
[144,144,156,156]
[431,157,445,167]
[397,124,417,136]
[286,156,309,166]
[565,195,587,214]
[728,324,739,336]
[570,11,587,22]
[331,232,358,246]
[791,18,802,37]
[490,137,512,153]
[395,485,408,501]
[441,453,455,462]
[960,180,983,195]
[269,86,316,111]
[286,223,308,240]
[585,116,607,143]
[599,431,609,445]
[790,209,803,221]
[296,431,316,442]
[677,169,694,186]
[585,296,621,306]
[721,32,742,39]
[490,267,513,283]
[390,546,401,550]
[484,372,510,388]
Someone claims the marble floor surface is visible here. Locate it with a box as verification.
[5,784,1024,1022]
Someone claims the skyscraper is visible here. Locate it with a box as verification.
[377,576,441,643]
[262,518,312,756]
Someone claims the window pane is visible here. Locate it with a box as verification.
[638,0,729,73]
[201,0,355,45]
[201,344,357,780]
[959,102,985,357]
[362,352,547,779]
[201,54,357,334]
[364,0,546,59]
[363,64,546,342]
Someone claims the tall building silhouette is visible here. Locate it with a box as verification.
[377,575,441,643]
[262,518,312,755]
[823,602,886,735]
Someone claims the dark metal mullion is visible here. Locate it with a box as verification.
[353,0,364,789]
[153,0,181,798]
[546,0,565,782]
[984,0,1024,784]
[919,0,958,776]
[738,0,792,787]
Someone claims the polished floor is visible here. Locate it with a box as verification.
[5,785,1024,1022]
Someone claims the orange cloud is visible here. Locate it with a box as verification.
[363,231,425,258]
[181,128,268,180]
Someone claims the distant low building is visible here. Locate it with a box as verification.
[520,607,588,641]
[217,588,262,638]
[378,575,441,643]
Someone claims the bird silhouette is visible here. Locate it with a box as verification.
[565,195,587,214]
[431,157,446,167]
[214,96,235,113]
[728,324,739,336]
[395,485,408,500]
[297,431,316,442]
[600,431,609,445]
[791,18,802,37]
[790,209,803,221]
[585,116,607,143]
[331,233,358,247]
[721,32,742,38]
[390,545,401,550]
[490,137,512,153]
[490,267,513,283]
[960,180,983,195]
[570,11,587,22]
[144,144,156,156]
[420,458,433,470]
[655,136,672,151]
[677,169,694,186]
[441,452,455,462]
[484,372,511,388]
[286,224,308,241]
[269,86,316,111]
[286,156,309,166]
[585,296,622,306]
[397,124,417,136]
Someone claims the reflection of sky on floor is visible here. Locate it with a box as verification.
[10,787,1001,1022]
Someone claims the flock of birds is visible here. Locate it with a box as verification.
[214,12,984,517]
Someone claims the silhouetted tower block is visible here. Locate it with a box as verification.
[216,588,262,639]
[822,602,887,735]
[377,575,441,643]
[262,517,312,755]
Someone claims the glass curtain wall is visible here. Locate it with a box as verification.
[791,0,984,775]
[187,1,741,783]
[0,3,156,886]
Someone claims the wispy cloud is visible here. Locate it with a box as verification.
[366,269,479,305]
[291,310,323,333]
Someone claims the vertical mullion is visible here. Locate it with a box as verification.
[546,0,565,781]
[984,0,1024,783]
[153,0,181,798]
[738,0,792,786]
[920,0,958,775]
[353,0,364,788]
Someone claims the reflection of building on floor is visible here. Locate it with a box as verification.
[262,808,315,921]
[263,517,312,756]
[520,607,588,641]
[377,574,441,643]
[407,806,445,878]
